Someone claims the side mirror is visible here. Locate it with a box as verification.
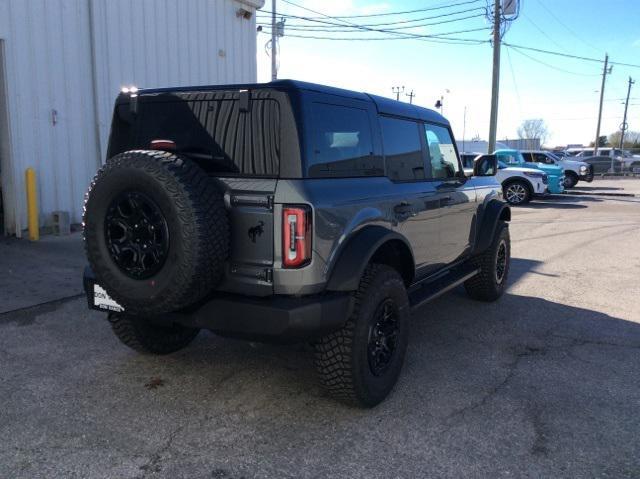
[473,154,498,176]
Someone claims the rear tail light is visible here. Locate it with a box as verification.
[150,139,176,151]
[282,206,312,268]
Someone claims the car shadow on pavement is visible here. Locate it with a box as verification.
[2,258,639,477]
[100,273,639,475]
[572,186,624,191]
[521,201,589,209]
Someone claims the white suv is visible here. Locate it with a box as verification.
[496,162,548,205]
[463,153,548,205]
[521,150,593,188]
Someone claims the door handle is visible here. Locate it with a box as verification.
[394,202,412,214]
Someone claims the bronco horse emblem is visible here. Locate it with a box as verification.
[248,221,265,243]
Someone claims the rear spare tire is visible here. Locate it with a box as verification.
[84,150,229,315]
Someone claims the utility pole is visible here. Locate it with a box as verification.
[462,106,467,153]
[271,0,277,81]
[619,76,635,151]
[487,0,502,154]
[392,86,405,101]
[406,90,416,104]
[593,53,611,158]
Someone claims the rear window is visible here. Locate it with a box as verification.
[113,92,281,176]
[307,103,382,178]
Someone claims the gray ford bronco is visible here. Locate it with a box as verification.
[83,80,510,407]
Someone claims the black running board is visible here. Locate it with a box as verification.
[408,267,480,310]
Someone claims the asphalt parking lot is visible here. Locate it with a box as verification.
[1,180,639,479]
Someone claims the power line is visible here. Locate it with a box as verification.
[257,7,487,29]
[259,13,488,33]
[521,13,569,54]
[503,42,640,69]
[533,0,602,54]
[257,0,483,19]
[505,46,523,118]
[258,29,490,44]
[260,1,491,45]
[260,1,485,43]
[506,45,601,77]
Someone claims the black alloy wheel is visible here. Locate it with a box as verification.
[367,298,400,377]
[495,239,508,285]
[105,191,169,280]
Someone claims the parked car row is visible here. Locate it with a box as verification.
[462,149,569,205]
[563,147,640,174]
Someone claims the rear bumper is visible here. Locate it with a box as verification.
[83,267,351,342]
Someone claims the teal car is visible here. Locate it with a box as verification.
[494,149,565,194]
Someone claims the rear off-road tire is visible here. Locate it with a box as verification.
[84,150,229,316]
[464,221,510,302]
[314,264,410,408]
[109,313,199,355]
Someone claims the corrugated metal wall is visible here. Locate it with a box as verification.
[0,0,260,236]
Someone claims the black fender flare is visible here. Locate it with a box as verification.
[326,226,414,292]
[472,199,511,255]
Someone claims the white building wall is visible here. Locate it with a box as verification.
[90,0,261,156]
[0,0,261,236]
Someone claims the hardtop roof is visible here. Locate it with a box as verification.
[137,79,449,126]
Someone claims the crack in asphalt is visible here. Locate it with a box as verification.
[550,334,640,350]
[443,345,545,424]
[136,426,183,478]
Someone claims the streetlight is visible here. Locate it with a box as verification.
[434,89,450,115]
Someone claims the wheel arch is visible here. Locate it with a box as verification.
[502,176,534,195]
[326,226,415,291]
[472,199,511,255]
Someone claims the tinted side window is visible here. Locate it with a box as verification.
[498,152,520,165]
[424,124,460,178]
[380,117,425,181]
[534,153,550,163]
[307,103,381,178]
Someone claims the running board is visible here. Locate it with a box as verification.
[408,267,480,310]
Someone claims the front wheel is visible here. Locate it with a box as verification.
[464,222,510,302]
[563,172,579,189]
[314,264,410,408]
[503,181,531,205]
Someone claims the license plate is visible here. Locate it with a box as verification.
[93,284,125,312]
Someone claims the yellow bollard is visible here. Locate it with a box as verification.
[25,167,39,241]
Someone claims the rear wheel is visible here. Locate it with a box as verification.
[314,264,410,408]
[109,313,199,355]
[465,222,510,302]
[503,180,531,205]
[563,172,579,189]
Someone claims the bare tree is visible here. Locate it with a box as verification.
[517,119,549,144]
[609,130,640,148]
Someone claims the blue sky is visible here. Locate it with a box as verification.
[256,0,640,147]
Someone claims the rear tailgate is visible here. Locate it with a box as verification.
[107,87,301,296]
